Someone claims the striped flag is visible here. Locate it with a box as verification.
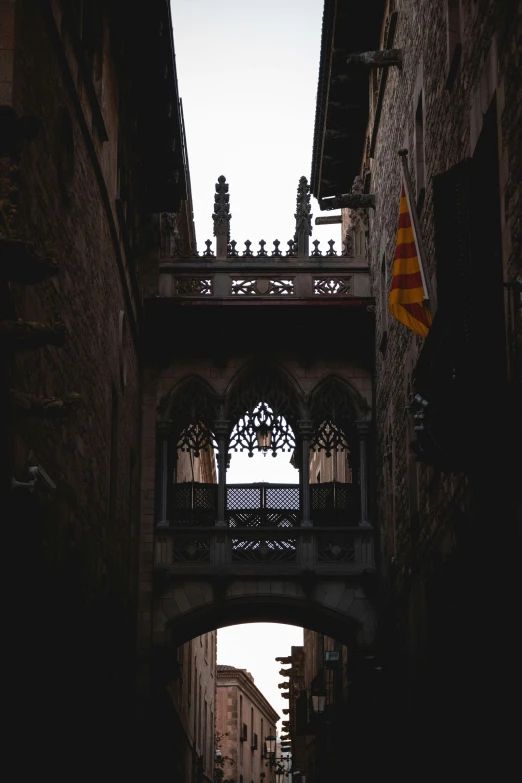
[389,183,432,337]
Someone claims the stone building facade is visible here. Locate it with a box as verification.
[163,629,218,783]
[312,0,521,777]
[1,0,195,778]
[217,665,279,783]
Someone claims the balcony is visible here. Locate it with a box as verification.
[155,482,374,576]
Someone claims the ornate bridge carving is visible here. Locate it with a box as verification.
[157,174,371,301]
[144,175,376,657]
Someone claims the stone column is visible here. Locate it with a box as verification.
[298,420,314,526]
[355,421,371,526]
[214,420,229,526]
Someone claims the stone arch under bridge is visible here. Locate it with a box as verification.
[153,578,377,651]
[139,174,376,665]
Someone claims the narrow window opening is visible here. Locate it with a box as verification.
[415,92,426,212]
[82,1,104,102]
[109,384,118,519]
[446,0,462,89]
[56,108,75,201]
[380,253,389,353]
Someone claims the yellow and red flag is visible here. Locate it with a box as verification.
[389,183,432,337]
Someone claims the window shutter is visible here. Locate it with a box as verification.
[432,157,473,346]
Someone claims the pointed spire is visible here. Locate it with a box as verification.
[294,175,312,258]
[212,175,231,259]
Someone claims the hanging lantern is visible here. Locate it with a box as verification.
[256,422,272,453]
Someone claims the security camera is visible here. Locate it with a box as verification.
[29,464,56,490]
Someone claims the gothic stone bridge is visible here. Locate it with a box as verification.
[139,176,376,661]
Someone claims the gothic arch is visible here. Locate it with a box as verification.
[158,374,219,429]
[224,360,304,432]
[308,374,370,423]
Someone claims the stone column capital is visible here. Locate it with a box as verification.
[297,419,314,438]
[157,419,173,436]
[213,419,230,438]
[355,420,371,437]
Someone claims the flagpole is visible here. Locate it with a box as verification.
[398,149,436,308]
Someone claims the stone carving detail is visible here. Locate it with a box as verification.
[317,534,356,563]
[243,240,253,257]
[231,278,294,296]
[212,175,231,239]
[160,211,183,257]
[310,420,351,455]
[320,191,375,211]
[0,318,67,349]
[309,377,357,456]
[314,277,353,296]
[326,240,337,256]
[286,239,297,257]
[311,240,322,256]
[203,240,214,257]
[346,49,402,69]
[231,537,297,563]
[175,277,212,296]
[343,232,355,258]
[171,535,212,563]
[177,421,216,456]
[295,176,312,237]
[10,390,82,417]
[227,240,239,257]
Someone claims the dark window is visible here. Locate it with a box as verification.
[415,91,426,212]
[446,0,462,89]
[109,384,118,519]
[379,253,388,352]
[56,108,74,201]
[82,0,104,101]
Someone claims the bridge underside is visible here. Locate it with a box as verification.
[154,576,376,650]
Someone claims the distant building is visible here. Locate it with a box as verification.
[217,665,279,783]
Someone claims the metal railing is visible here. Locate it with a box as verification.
[158,481,373,573]
[167,481,360,528]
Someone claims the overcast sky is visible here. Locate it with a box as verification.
[171,0,335,728]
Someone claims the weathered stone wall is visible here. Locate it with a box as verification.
[362,0,520,581]
[344,0,521,773]
[166,632,217,783]
[1,1,184,777]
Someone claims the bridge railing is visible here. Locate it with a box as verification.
[167,481,360,528]
[154,527,374,573]
[157,481,373,574]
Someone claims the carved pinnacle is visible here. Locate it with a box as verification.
[295,175,312,238]
[212,175,231,239]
